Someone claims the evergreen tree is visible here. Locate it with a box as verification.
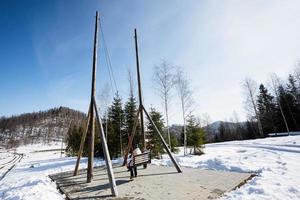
[123,92,141,149]
[66,122,101,157]
[277,83,299,131]
[107,93,124,158]
[146,107,166,158]
[257,84,276,135]
[186,114,205,155]
[66,125,85,156]
[287,74,298,98]
[245,121,257,139]
[170,134,179,152]
[218,122,226,141]
[286,75,300,129]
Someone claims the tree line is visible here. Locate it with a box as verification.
[212,63,300,142]
[245,72,300,136]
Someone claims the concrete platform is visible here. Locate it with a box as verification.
[49,164,252,200]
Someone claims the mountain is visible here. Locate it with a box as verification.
[0,107,86,148]
[169,124,183,141]
[169,121,247,143]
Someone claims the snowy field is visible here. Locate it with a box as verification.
[153,136,300,200]
[0,136,300,200]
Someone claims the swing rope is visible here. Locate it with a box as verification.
[99,20,119,96]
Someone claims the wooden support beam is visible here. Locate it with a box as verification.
[73,11,118,196]
[134,29,146,151]
[74,104,92,176]
[122,106,141,166]
[93,98,118,197]
[142,105,182,173]
[87,10,99,183]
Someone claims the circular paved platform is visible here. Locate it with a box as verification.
[49,164,252,200]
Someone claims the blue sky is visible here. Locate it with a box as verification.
[1,0,300,123]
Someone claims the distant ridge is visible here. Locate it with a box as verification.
[0,107,86,148]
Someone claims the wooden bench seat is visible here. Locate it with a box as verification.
[133,151,151,167]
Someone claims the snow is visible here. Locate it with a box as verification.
[152,136,300,200]
[0,142,122,200]
[0,150,15,178]
[1,136,300,199]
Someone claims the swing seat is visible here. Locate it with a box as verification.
[133,151,151,167]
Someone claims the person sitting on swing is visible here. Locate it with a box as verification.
[127,145,142,180]
[127,153,136,180]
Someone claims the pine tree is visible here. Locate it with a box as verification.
[245,121,257,139]
[287,74,298,98]
[66,122,101,157]
[146,107,166,158]
[286,75,300,129]
[218,122,226,141]
[186,114,205,155]
[123,92,141,149]
[170,134,178,152]
[107,93,124,158]
[257,84,276,135]
[277,83,299,131]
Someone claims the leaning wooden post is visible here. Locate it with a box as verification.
[93,98,118,197]
[142,105,182,173]
[74,104,91,176]
[87,11,99,183]
[122,107,141,166]
[134,29,146,151]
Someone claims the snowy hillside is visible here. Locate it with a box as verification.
[0,107,85,148]
[0,136,300,199]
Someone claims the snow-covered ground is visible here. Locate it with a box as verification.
[0,149,15,178]
[0,136,300,200]
[153,136,300,200]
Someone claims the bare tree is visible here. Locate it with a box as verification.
[232,111,242,139]
[174,68,193,155]
[196,115,202,128]
[242,78,264,137]
[202,113,211,132]
[126,69,136,152]
[128,69,135,103]
[153,60,174,149]
[294,61,300,85]
[270,73,290,134]
[98,82,112,140]
[232,111,240,123]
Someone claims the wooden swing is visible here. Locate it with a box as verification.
[122,29,182,174]
[72,13,181,199]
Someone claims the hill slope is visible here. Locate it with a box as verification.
[0,107,86,148]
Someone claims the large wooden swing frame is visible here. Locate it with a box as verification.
[122,29,182,175]
[73,11,118,197]
[73,12,182,198]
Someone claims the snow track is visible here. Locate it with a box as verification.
[0,153,23,181]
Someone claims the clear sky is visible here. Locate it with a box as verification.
[1,0,300,124]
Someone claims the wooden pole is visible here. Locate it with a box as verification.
[119,116,123,156]
[74,104,91,176]
[93,98,118,197]
[134,29,146,151]
[142,105,182,173]
[122,107,141,166]
[87,11,99,183]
